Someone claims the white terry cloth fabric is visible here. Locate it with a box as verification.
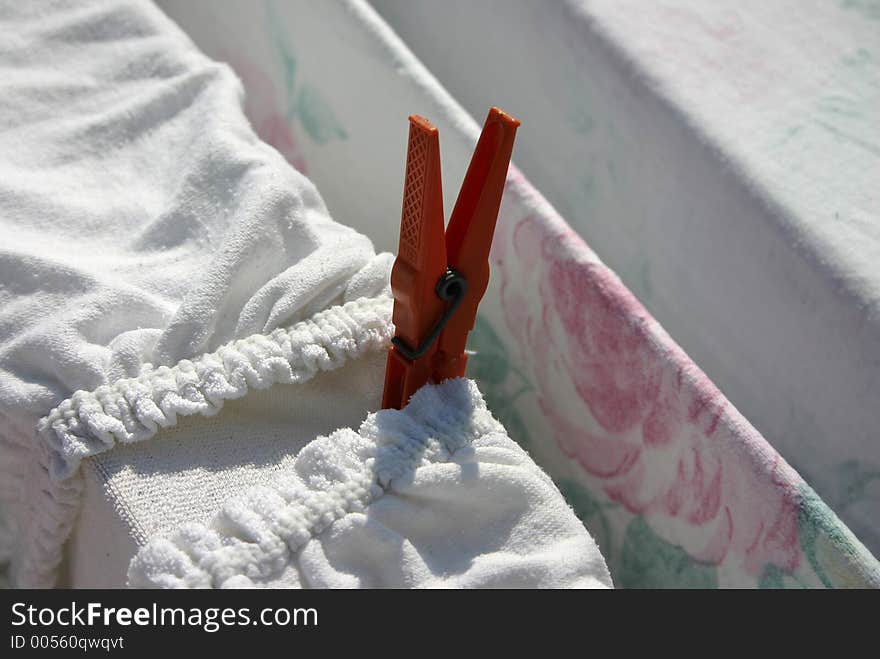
[0,0,389,586]
[128,378,612,589]
[0,0,611,589]
[63,308,395,588]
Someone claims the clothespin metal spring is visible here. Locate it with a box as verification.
[390,268,467,361]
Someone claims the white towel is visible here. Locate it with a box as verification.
[0,0,390,586]
[0,0,611,589]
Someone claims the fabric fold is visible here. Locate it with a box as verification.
[127,378,613,589]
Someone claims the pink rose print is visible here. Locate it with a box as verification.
[493,203,801,575]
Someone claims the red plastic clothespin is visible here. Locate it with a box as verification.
[382,107,519,410]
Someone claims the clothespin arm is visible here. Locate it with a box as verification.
[381,115,448,410]
[435,107,520,381]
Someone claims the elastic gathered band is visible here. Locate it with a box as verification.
[38,295,393,480]
[16,294,393,588]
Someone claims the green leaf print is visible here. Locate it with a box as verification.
[798,483,876,588]
[267,2,296,99]
[296,84,348,144]
[840,0,880,21]
[758,564,786,589]
[265,0,346,146]
[620,517,718,589]
[466,314,533,449]
[758,563,807,589]
[557,479,614,558]
[467,314,510,385]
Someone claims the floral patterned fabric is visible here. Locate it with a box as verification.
[372,0,880,558]
[474,170,879,586]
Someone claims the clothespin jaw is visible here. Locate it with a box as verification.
[382,107,519,410]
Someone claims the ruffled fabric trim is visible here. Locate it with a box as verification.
[38,295,393,480]
[15,294,393,588]
[127,378,500,588]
